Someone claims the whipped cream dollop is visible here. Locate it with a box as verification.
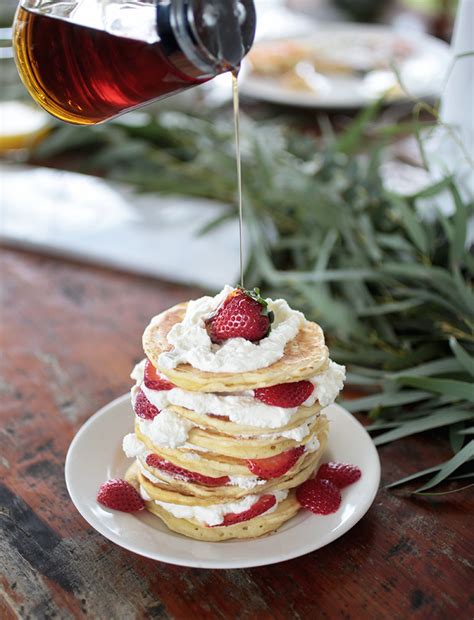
[228,475,267,490]
[304,436,321,453]
[154,489,288,526]
[304,361,346,407]
[122,433,148,458]
[137,410,193,449]
[157,285,305,373]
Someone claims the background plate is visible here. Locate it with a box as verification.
[65,395,380,569]
[239,24,451,109]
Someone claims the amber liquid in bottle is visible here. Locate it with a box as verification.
[13,7,208,125]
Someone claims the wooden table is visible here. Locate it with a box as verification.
[1,247,472,620]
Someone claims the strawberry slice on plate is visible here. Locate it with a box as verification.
[97,479,145,513]
[146,454,230,487]
[296,478,341,515]
[316,462,362,489]
[247,446,304,479]
[218,494,277,527]
[206,287,274,343]
[134,388,160,420]
[144,359,175,391]
[254,381,314,408]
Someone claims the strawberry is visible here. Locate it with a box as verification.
[146,454,230,487]
[206,287,274,343]
[316,462,361,489]
[247,446,304,479]
[254,381,314,408]
[134,388,160,420]
[97,479,145,512]
[217,494,276,527]
[144,359,175,391]
[296,478,341,515]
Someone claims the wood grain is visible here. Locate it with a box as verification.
[1,247,472,620]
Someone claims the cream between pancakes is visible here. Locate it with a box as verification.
[149,488,289,526]
[132,358,345,430]
[157,285,305,373]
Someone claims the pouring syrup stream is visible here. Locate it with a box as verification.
[232,69,244,289]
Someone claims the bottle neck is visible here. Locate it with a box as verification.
[157,0,256,80]
[156,1,213,79]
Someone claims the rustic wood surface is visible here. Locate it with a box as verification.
[1,247,472,620]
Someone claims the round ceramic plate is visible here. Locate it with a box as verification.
[65,395,380,569]
[239,24,451,109]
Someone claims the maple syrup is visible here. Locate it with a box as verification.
[13,0,256,125]
[232,70,244,288]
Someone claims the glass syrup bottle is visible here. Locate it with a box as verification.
[13,0,256,125]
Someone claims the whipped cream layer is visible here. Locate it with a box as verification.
[157,285,305,373]
[135,405,194,449]
[241,415,317,442]
[132,359,345,430]
[147,488,289,526]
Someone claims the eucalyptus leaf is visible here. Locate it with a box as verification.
[341,390,432,413]
[373,410,474,445]
[416,483,474,496]
[415,440,474,492]
[449,337,474,377]
[385,463,444,489]
[395,377,474,401]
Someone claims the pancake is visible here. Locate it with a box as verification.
[125,463,301,541]
[135,415,328,476]
[137,433,327,501]
[136,413,322,459]
[143,303,329,392]
[147,493,300,541]
[168,401,322,436]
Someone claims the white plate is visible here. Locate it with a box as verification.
[65,395,380,569]
[239,24,451,109]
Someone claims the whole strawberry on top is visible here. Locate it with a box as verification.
[206,287,274,343]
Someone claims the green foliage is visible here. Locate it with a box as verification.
[30,106,474,493]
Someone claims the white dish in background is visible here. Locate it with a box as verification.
[65,395,380,569]
[239,24,451,109]
[0,164,243,289]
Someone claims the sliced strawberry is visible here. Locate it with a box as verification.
[254,381,314,408]
[316,462,361,489]
[247,446,304,479]
[206,287,274,343]
[217,494,276,527]
[134,388,160,420]
[144,359,175,391]
[146,454,230,487]
[97,479,145,512]
[296,478,341,515]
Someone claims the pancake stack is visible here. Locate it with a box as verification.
[124,287,345,541]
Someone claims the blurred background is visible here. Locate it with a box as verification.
[0,0,464,288]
